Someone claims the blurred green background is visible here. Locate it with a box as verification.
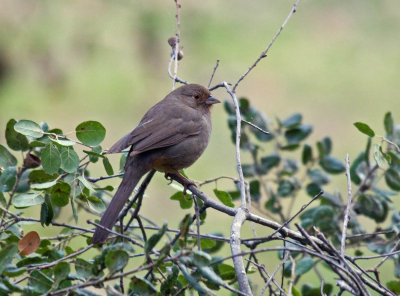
[1,0,399,293]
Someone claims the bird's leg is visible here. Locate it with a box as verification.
[164,172,196,196]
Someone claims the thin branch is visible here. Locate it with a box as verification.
[258,252,289,296]
[223,82,247,208]
[242,119,270,135]
[341,153,352,257]
[233,0,302,91]
[208,59,220,88]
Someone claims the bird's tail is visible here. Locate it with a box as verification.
[92,157,149,244]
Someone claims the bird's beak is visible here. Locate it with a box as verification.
[205,95,221,105]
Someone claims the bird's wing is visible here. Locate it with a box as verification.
[108,100,201,154]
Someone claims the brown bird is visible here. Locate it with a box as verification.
[92,84,220,243]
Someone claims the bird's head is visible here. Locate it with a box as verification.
[176,84,220,110]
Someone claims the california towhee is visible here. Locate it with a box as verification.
[92,84,220,243]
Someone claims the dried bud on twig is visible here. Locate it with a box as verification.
[168,36,184,61]
[168,36,178,48]
[23,153,41,169]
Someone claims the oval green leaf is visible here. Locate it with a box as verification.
[51,182,71,207]
[385,168,400,191]
[60,147,79,173]
[213,189,234,207]
[41,143,61,174]
[13,193,44,208]
[294,257,314,275]
[319,156,345,174]
[6,119,29,151]
[105,250,129,273]
[75,121,106,146]
[170,191,193,209]
[0,145,17,169]
[87,196,106,213]
[14,120,44,138]
[354,122,375,137]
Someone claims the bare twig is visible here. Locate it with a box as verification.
[341,153,352,257]
[223,82,247,208]
[233,0,302,91]
[258,252,289,296]
[208,59,220,88]
[172,0,181,90]
[242,119,270,135]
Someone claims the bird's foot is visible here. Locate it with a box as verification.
[164,172,196,196]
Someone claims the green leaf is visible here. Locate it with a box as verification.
[50,182,71,207]
[350,152,366,185]
[192,250,212,267]
[201,233,224,254]
[284,125,312,144]
[105,250,129,273]
[294,257,314,275]
[356,194,388,223]
[249,180,261,202]
[307,169,330,185]
[373,144,388,169]
[144,223,167,254]
[87,196,106,213]
[14,120,44,138]
[28,270,53,294]
[302,144,313,165]
[199,266,224,286]
[238,97,250,113]
[242,164,256,177]
[387,280,400,294]
[319,156,345,174]
[29,170,57,184]
[49,137,76,147]
[306,183,322,197]
[77,176,95,192]
[84,145,104,163]
[354,122,375,137]
[5,119,29,151]
[180,264,208,294]
[260,154,280,173]
[170,191,193,209]
[3,265,27,277]
[0,166,17,192]
[60,147,79,173]
[53,262,70,288]
[75,121,106,146]
[0,245,18,274]
[385,168,400,191]
[213,189,235,207]
[75,258,92,280]
[316,137,332,158]
[282,113,302,128]
[102,157,114,175]
[12,193,44,208]
[277,179,295,197]
[41,143,61,174]
[30,180,57,189]
[0,145,17,169]
[40,196,54,226]
[217,263,236,280]
[129,276,157,296]
[384,112,394,135]
[161,265,180,295]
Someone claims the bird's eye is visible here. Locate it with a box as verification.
[194,94,200,100]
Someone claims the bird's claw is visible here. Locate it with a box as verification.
[182,179,196,196]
